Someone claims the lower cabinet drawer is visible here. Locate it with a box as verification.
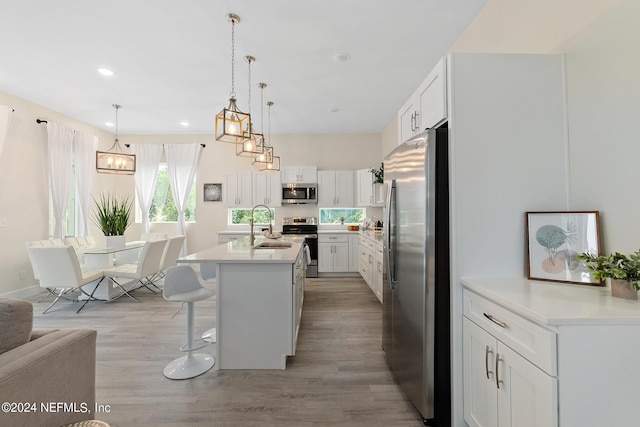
[463,289,557,376]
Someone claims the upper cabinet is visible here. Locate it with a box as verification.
[224,171,253,208]
[398,57,447,144]
[357,169,386,207]
[253,171,282,207]
[281,166,317,184]
[318,170,354,207]
[356,169,373,207]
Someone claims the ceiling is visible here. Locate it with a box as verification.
[0,0,486,135]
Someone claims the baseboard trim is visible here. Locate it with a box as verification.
[1,285,43,299]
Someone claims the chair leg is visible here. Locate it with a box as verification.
[109,278,141,303]
[42,288,65,314]
[76,278,105,314]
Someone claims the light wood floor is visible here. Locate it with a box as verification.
[30,277,424,426]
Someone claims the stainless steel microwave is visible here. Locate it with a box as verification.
[281,184,317,204]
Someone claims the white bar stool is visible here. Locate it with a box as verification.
[163,265,216,379]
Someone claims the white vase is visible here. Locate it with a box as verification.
[105,235,126,249]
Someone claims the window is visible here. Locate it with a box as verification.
[319,208,365,225]
[229,208,275,225]
[146,164,196,222]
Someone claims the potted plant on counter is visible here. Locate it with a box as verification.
[577,250,640,299]
[93,193,133,248]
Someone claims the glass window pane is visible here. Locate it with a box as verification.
[319,208,365,224]
[229,208,274,225]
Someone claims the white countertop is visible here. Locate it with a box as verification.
[178,236,304,264]
[461,277,640,326]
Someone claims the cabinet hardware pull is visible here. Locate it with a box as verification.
[410,113,415,132]
[495,354,503,389]
[414,111,420,129]
[485,345,494,379]
[483,313,507,328]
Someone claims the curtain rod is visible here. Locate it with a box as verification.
[35,120,206,147]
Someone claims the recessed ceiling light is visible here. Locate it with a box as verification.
[105,121,114,127]
[98,68,114,77]
[180,121,190,127]
[333,53,351,63]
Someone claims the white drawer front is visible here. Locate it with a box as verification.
[319,234,349,243]
[463,289,557,376]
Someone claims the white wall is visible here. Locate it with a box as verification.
[564,0,640,254]
[0,90,123,297]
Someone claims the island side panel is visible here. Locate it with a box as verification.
[217,262,294,369]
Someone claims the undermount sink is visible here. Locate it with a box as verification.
[253,241,293,249]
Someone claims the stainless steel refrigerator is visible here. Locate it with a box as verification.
[383,127,450,426]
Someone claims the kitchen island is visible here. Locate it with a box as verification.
[177,236,306,369]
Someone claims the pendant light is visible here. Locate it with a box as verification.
[259,101,280,172]
[215,13,251,144]
[252,83,274,166]
[236,55,265,157]
[96,104,136,174]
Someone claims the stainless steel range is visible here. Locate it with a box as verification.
[281,217,318,278]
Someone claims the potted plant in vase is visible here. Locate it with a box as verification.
[577,250,640,299]
[93,193,133,249]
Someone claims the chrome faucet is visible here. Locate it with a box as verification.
[249,204,273,246]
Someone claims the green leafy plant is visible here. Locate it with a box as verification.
[577,250,640,290]
[93,193,133,236]
[369,163,384,184]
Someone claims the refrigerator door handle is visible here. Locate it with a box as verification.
[385,179,397,289]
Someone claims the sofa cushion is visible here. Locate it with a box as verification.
[0,298,33,354]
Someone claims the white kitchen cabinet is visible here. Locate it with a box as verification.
[281,166,317,184]
[253,171,281,207]
[463,317,557,427]
[373,241,383,303]
[318,234,349,273]
[356,169,373,207]
[358,235,375,290]
[318,170,354,207]
[224,171,252,208]
[348,234,360,273]
[398,57,447,143]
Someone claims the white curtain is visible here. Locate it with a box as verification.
[0,105,12,158]
[166,143,202,256]
[132,144,164,235]
[74,131,98,236]
[46,122,74,239]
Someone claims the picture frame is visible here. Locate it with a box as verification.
[203,183,222,203]
[526,211,602,285]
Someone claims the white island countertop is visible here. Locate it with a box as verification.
[462,277,640,326]
[179,236,304,264]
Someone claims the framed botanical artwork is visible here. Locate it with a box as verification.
[203,183,222,203]
[526,211,602,285]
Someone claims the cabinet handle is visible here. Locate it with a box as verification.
[495,353,504,389]
[414,110,420,130]
[410,112,415,132]
[483,312,507,328]
[485,345,494,379]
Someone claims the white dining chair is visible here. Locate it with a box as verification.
[152,235,186,283]
[103,239,167,297]
[163,265,216,379]
[27,246,105,313]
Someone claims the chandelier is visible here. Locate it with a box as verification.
[252,83,274,166]
[215,13,251,144]
[258,101,280,172]
[236,55,265,157]
[96,104,136,174]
